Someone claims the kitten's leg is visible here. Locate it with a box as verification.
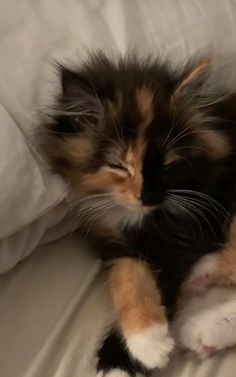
[97,258,174,375]
[184,217,236,293]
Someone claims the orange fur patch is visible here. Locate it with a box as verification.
[78,165,143,206]
[136,87,154,134]
[165,150,182,165]
[44,135,93,170]
[200,218,236,286]
[109,258,166,335]
[214,218,236,284]
[197,129,231,160]
[124,146,145,201]
[79,169,124,191]
[76,142,146,205]
[176,59,210,93]
[61,136,93,163]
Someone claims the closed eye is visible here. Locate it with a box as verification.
[105,163,129,177]
[107,163,127,171]
[164,160,180,171]
[164,151,183,167]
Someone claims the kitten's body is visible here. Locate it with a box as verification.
[41,52,236,376]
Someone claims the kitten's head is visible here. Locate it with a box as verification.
[43,53,231,229]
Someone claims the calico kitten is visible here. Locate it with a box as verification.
[41,52,236,376]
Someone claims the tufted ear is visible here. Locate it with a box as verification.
[59,66,104,129]
[61,67,93,97]
[174,58,211,96]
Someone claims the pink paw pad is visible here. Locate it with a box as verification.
[184,274,209,294]
[203,345,218,356]
[198,344,219,360]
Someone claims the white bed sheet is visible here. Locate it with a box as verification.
[0,235,235,377]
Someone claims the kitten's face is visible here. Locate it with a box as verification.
[45,54,231,229]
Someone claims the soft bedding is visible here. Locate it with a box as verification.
[1,234,236,377]
[0,103,69,272]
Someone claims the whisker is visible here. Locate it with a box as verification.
[77,198,113,214]
[169,145,210,154]
[167,123,198,149]
[76,200,114,226]
[169,194,218,238]
[167,129,205,150]
[168,189,229,219]
[109,108,126,151]
[184,196,229,222]
[74,193,114,205]
[196,93,230,109]
[174,195,223,226]
[82,202,117,238]
[165,195,204,235]
[164,100,178,145]
[166,116,218,150]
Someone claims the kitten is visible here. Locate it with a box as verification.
[40,52,236,376]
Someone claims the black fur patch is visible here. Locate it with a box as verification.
[97,326,148,376]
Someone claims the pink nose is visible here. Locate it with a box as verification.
[134,192,141,201]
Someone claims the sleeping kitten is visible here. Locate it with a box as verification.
[40,52,236,376]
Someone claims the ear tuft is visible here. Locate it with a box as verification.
[175,58,211,96]
[61,67,93,97]
[55,65,103,131]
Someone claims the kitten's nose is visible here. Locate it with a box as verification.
[134,192,141,201]
[141,186,164,206]
[132,173,142,201]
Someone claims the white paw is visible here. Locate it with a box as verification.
[97,369,131,377]
[183,254,219,294]
[174,290,236,359]
[126,323,175,369]
[195,315,236,359]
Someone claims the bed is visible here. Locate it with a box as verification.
[1,1,236,376]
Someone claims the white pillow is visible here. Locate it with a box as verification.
[0,201,71,273]
[0,103,66,240]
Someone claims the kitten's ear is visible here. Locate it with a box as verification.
[61,67,93,97]
[174,58,211,96]
[60,66,103,127]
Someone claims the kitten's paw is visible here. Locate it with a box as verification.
[97,370,145,377]
[196,344,218,360]
[126,323,175,369]
[97,369,131,377]
[177,307,236,359]
[183,254,219,294]
[195,316,236,359]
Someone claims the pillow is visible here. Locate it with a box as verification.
[0,103,66,240]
